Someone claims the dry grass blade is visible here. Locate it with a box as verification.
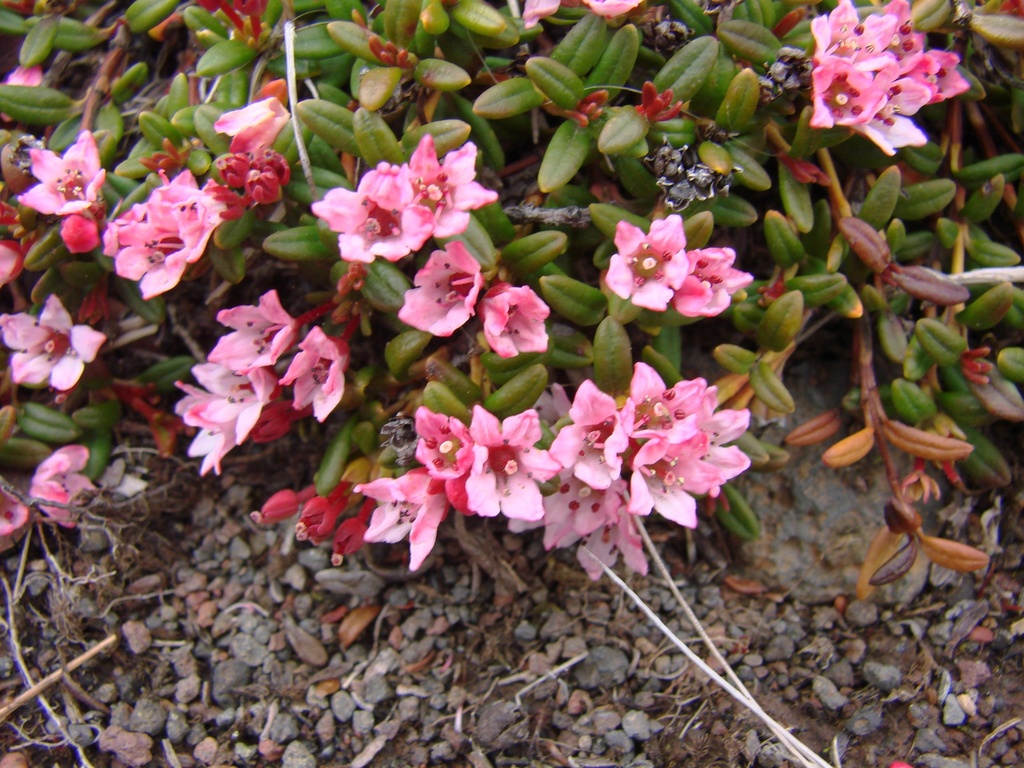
[580,547,833,768]
[284,19,316,197]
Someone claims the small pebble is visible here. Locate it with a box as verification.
[281,740,317,768]
[268,713,300,743]
[812,676,849,711]
[513,621,537,642]
[621,711,651,741]
[331,691,356,723]
[165,709,188,744]
[120,621,152,655]
[604,729,634,752]
[863,661,903,693]
[942,695,966,726]
[846,706,882,736]
[844,601,879,627]
[192,736,218,765]
[763,635,795,663]
[128,698,167,737]
[353,710,375,736]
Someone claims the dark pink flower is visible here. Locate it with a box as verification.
[0,295,106,390]
[214,98,290,154]
[29,445,95,525]
[605,216,690,311]
[464,406,562,522]
[408,135,497,238]
[279,326,349,422]
[312,162,435,264]
[357,469,448,571]
[415,406,474,480]
[480,283,550,358]
[208,289,298,374]
[673,246,753,317]
[548,380,629,489]
[398,242,484,336]
[104,171,228,298]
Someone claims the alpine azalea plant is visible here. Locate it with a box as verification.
[0,0,1008,607]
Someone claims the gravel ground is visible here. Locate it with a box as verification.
[0,443,1022,768]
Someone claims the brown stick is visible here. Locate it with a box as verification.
[0,634,118,724]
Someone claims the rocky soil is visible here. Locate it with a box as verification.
[0,433,1021,768]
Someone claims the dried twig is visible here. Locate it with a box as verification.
[1,577,109,768]
[0,633,118,724]
[503,203,593,228]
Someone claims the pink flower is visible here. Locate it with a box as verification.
[0,492,29,537]
[208,290,298,374]
[279,327,349,422]
[578,506,647,580]
[673,246,753,317]
[548,380,629,489]
[542,475,626,550]
[213,97,290,154]
[605,216,691,311]
[810,0,968,155]
[104,171,228,298]
[18,131,104,217]
[522,0,562,27]
[464,406,562,522]
[399,242,484,336]
[3,65,42,87]
[2,65,42,122]
[480,283,550,358]
[357,469,448,571]
[0,295,106,390]
[29,445,95,525]
[0,240,25,288]
[622,362,703,444]
[626,370,750,523]
[415,407,474,480]
[312,162,435,264]
[175,363,278,475]
[582,0,642,18]
[627,437,704,526]
[18,131,106,254]
[408,136,498,238]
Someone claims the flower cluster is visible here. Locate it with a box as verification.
[605,215,753,315]
[810,0,969,154]
[312,135,497,264]
[351,364,750,576]
[174,290,350,475]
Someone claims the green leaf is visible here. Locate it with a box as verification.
[20,14,58,67]
[0,84,75,125]
[526,56,585,110]
[538,121,592,193]
[598,107,649,156]
[126,0,180,33]
[654,36,719,101]
[539,275,607,326]
[196,39,258,77]
[473,78,544,119]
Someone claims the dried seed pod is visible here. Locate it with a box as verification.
[822,426,875,467]
[918,534,990,572]
[868,534,919,587]
[838,217,890,274]
[784,409,842,446]
[880,420,974,462]
[887,265,971,306]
